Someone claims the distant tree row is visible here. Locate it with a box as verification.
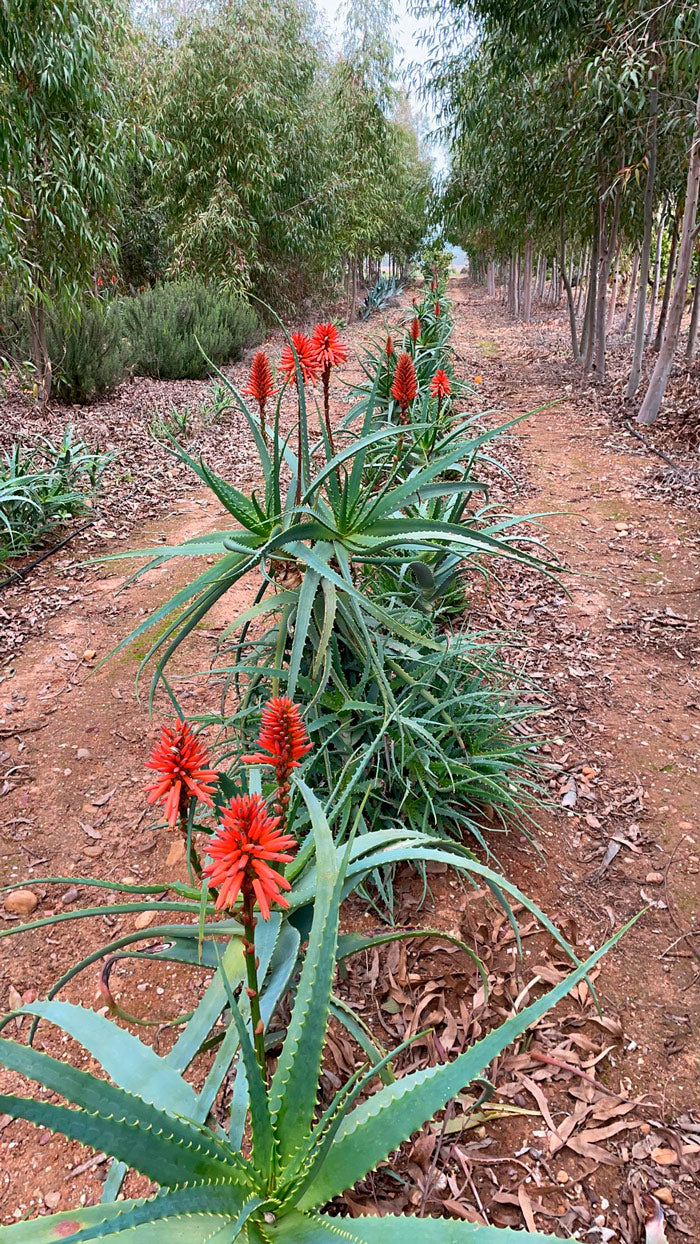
[0,0,431,402]
[420,0,700,424]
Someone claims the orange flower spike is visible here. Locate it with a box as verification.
[430,369,451,399]
[391,352,418,423]
[410,316,421,343]
[279,332,321,387]
[434,301,441,315]
[311,321,348,370]
[203,793,296,918]
[385,335,395,358]
[146,719,218,829]
[242,696,312,825]
[244,350,276,442]
[311,322,347,455]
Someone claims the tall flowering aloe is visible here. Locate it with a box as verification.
[391,351,418,424]
[243,350,275,443]
[204,791,297,1074]
[311,320,347,455]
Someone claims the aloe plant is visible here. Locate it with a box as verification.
[1,784,625,1242]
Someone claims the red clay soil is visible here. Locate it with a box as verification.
[1,284,699,1239]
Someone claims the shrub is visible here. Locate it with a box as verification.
[47,300,128,402]
[123,279,260,379]
[0,296,128,404]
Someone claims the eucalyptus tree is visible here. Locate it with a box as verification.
[154,0,334,303]
[0,0,129,405]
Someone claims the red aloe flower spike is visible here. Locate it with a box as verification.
[279,332,321,388]
[430,369,451,399]
[203,793,296,918]
[204,792,297,1077]
[146,718,218,830]
[311,321,348,370]
[244,350,275,443]
[434,301,441,315]
[391,352,418,424]
[385,335,394,358]
[430,278,436,292]
[311,321,348,456]
[242,696,312,826]
[410,316,421,343]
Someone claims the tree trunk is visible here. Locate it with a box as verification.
[486,259,495,296]
[575,248,587,316]
[582,225,599,372]
[560,211,580,362]
[593,182,621,380]
[687,256,700,363]
[653,202,681,351]
[606,243,621,333]
[522,240,532,322]
[29,298,52,408]
[621,251,639,335]
[645,204,666,346]
[638,81,700,424]
[627,75,659,399]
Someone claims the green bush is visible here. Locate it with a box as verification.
[123,279,260,380]
[47,301,128,403]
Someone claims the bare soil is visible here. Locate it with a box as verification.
[1,283,699,1240]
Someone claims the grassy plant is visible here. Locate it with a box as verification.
[148,402,194,441]
[0,428,110,564]
[123,279,260,380]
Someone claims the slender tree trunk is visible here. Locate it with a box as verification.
[593,182,621,380]
[582,224,599,372]
[638,81,700,424]
[621,251,639,335]
[29,298,52,408]
[522,240,532,322]
[687,257,700,363]
[607,243,621,333]
[575,248,587,316]
[627,74,659,399]
[645,204,666,346]
[560,211,580,362]
[653,203,681,350]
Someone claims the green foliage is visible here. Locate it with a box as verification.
[359,274,405,319]
[0,428,110,563]
[0,0,132,392]
[47,300,128,402]
[0,788,626,1241]
[123,280,260,380]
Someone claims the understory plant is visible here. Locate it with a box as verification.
[0,427,109,564]
[123,278,260,380]
[0,700,624,1242]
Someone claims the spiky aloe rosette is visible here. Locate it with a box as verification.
[0,782,628,1244]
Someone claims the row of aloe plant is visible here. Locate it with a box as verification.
[0,279,623,1238]
[98,285,558,868]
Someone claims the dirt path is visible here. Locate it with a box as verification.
[2,286,699,1236]
[452,280,700,1139]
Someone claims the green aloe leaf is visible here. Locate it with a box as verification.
[0,1091,241,1189]
[268,781,343,1168]
[298,924,634,1209]
[3,1205,251,1244]
[15,1001,199,1117]
[267,1213,563,1242]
